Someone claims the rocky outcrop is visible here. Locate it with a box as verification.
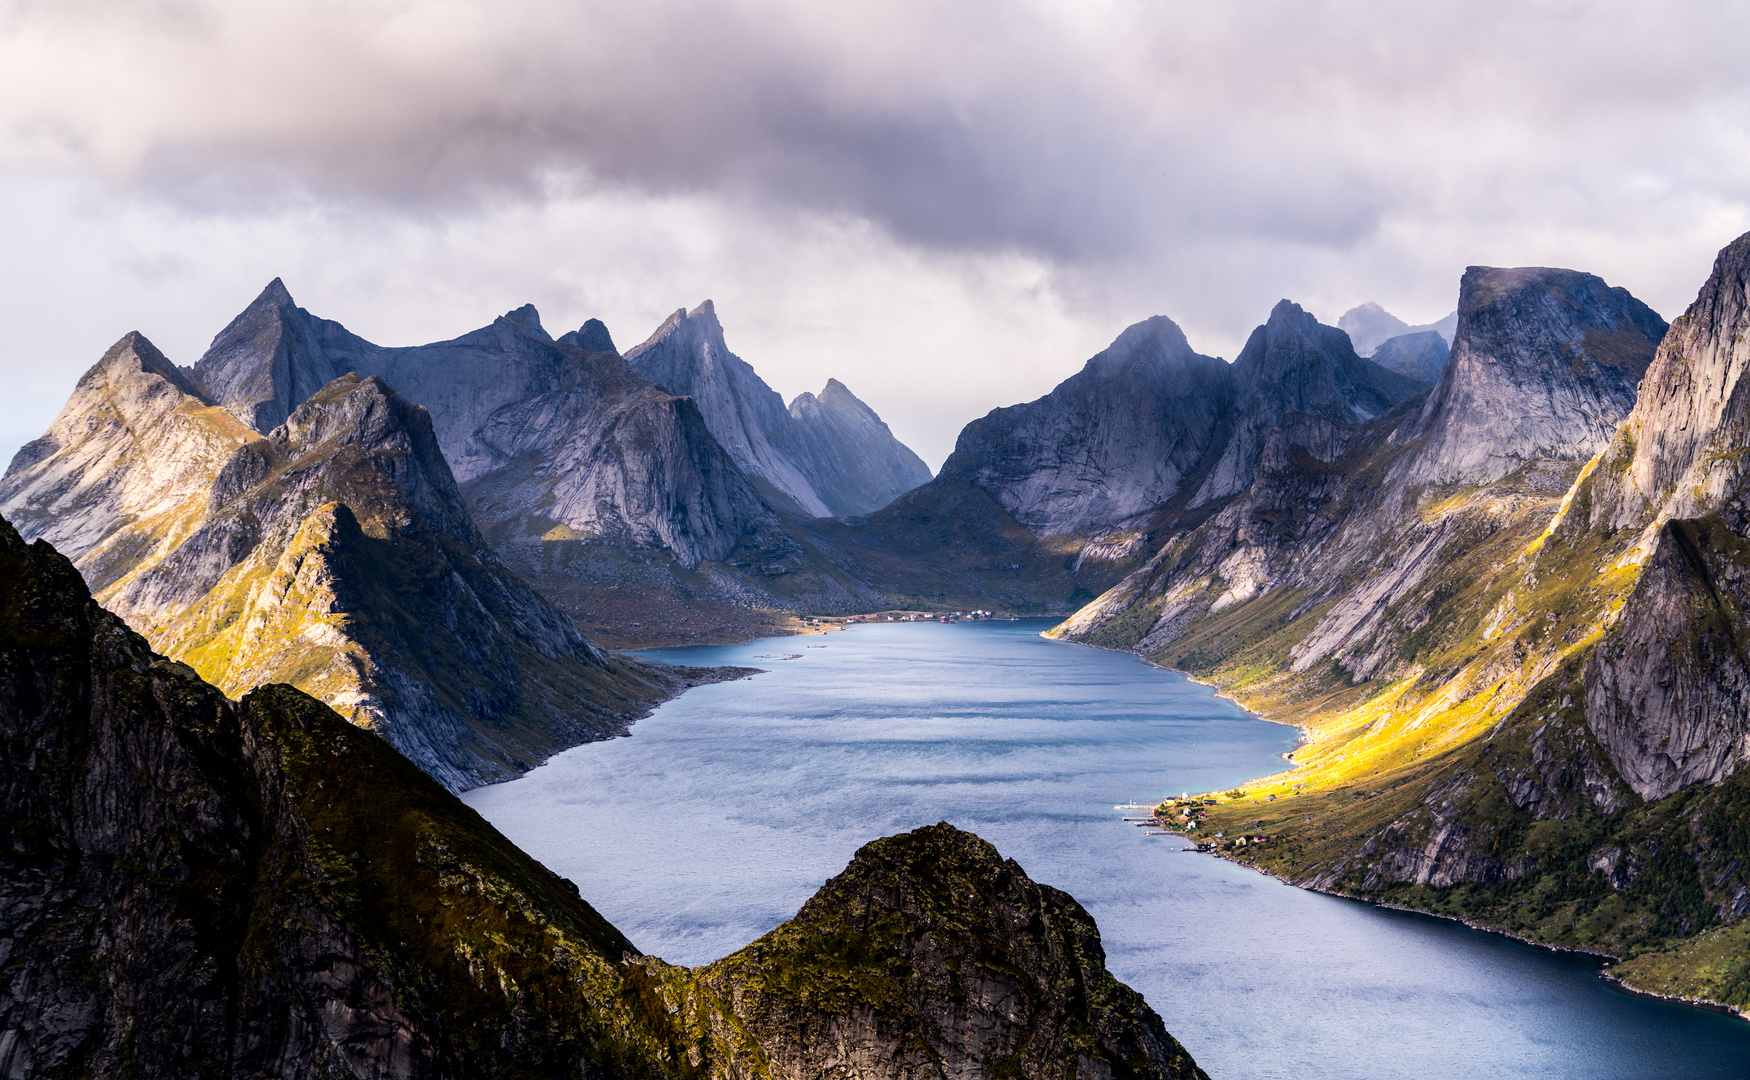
[701,823,1208,1080]
[935,315,1235,536]
[1399,266,1666,487]
[625,302,930,517]
[1573,233,1750,796]
[1338,301,1457,356]
[0,521,1204,1078]
[1191,300,1420,504]
[1369,330,1449,385]
[1584,517,1750,799]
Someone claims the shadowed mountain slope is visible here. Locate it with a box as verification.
[3,342,672,791]
[0,513,1206,1078]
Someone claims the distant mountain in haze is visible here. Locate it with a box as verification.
[624,301,931,517]
[1338,300,1458,356]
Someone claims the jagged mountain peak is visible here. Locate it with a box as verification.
[190,279,371,435]
[1192,299,1419,505]
[1588,229,1750,529]
[1084,314,1204,377]
[562,317,617,354]
[1401,264,1666,486]
[497,303,549,340]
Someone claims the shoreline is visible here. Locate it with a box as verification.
[1078,633,1750,1027]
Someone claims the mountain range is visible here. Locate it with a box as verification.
[11,232,1750,1021]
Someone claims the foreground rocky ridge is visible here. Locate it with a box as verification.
[1059,241,1750,1009]
[0,511,1204,1079]
[1,336,671,791]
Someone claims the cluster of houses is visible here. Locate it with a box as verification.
[885,610,996,623]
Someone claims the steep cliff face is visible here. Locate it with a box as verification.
[625,302,929,517]
[1400,266,1666,487]
[936,315,1234,537]
[1192,300,1420,505]
[0,521,1204,1078]
[787,378,933,514]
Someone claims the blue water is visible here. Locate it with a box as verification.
[463,618,1750,1079]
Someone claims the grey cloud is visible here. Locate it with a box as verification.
[22,0,1741,267]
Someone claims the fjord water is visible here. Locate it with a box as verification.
[463,619,1750,1078]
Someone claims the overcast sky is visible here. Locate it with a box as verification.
[3,0,1748,469]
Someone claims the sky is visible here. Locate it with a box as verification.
[2,1,1749,470]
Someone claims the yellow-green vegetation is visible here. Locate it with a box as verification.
[1064,426,1750,1012]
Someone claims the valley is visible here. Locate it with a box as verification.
[7,229,1750,1073]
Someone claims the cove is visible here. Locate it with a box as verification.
[462,618,1750,1078]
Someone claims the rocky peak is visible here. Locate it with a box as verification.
[1192,299,1419,505]
[189,278,379,435]
[498,303,550,340]
[561,317,617,354]
[939,313,1234,535]
[1400,265,1666,487]
[785,378,933,516]
[1588,232,1750,528]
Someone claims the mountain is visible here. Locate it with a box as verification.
[935,314,1235,537]
[1368,330,1449,384]
[787,378,932,514]
[0,513,1207,1078]
[624,301,931,517]
[1191,300,1423,504]
[1338,300,1459,356]
[1052,242,1750,1012]
[3,337,675,792]
[1397,266,1666,486]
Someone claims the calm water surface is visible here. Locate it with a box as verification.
[463,619,1750,1079]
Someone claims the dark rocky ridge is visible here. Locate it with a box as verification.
[0,511,1204,1078]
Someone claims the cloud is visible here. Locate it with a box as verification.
[2,0,1749,468]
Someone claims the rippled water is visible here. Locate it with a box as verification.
[463,618,1750,1079]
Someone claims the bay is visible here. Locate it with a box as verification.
[463,618,1750,1079]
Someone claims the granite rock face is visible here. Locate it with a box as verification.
[1399,266,1666,487]
[0,524,1204,1079]
[625,301,930,517]
[1574,233,1750,798]
[4,342,668,791]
